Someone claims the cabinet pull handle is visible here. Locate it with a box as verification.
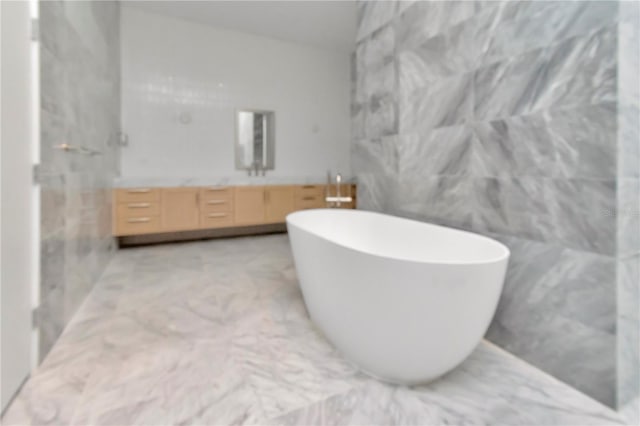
[127,203,150,208]
[127,188,151,193]
[302,185,315,189]
[302,196,315,201]
[127,217,151,223]
[206,200,226,205]
[207,213,227,218]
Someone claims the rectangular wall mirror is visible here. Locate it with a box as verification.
[235,109,275,171]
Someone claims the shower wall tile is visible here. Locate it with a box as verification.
[356,0,396,42]
[393,175,474,230]
[474,25,616,121]
[471,103,617,180]
[481,1,617,66]
[352,137,399,177]
[396,19,478,87]
[617,254,640,418]
[485,236,616,407]
[399,73,473,132]
[617,1,640,418]
[617,178,640,258]
[395,0,473,48]
[363,95,398,138]
[397,126,473,177]
[355,25,394,74]
[38,0,120,361]
[352,0,630,408]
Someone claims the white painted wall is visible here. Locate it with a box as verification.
[120,6,352,179]
[1,0,36,412]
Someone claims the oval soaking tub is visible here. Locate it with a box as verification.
[286,209,510,384]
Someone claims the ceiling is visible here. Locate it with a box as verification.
[124,1,357,53]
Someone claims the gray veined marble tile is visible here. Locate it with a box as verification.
[618,101,640,179]
[356,0,397,42]
[396,18,478,90]
[492,235,616,334]
[533,25,617,112]
[351,103,366,140]
[72,339,263,426]
[617,255,640,423]
[473,46,548,121]
[471,103,617,180]
[274,342,623,426]
[544,178,616,256]
[480,0,618,66]
[232,310,361,420]
[364,94,398,138]
[397,125,473,177]
[470,177,551,239]
[617,178,640,257]
[4,235,628,425]
[618,0,640,180]
[474,26,617,121]
[394,0,474,50]
[357,59,396,103]
[468,176,617,255]
[393,174,473,230]
[544,103,617,180]
[355,171,407,215]
[399,72,473,133]
[485,235,617,407]
[471,116,559,179]
[351,136,400,177]
[355,24,394,75]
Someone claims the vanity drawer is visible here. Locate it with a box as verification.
[116,188,160,203]
[295,185,325,198]
[295,195,326,210]
[200,187,232,199]
[115,215,160,235]
[117,202,160,217]
[200,212,234,228]
[200,186,234,213]
[200,197,234,213]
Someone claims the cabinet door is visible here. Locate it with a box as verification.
[161,188,200,231]
[234,186,265,225]
[265,186,295,223]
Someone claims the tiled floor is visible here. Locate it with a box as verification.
[2,234,626,425]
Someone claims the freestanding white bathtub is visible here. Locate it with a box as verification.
[286,209,510,384]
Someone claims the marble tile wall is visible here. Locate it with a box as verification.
[617,0,640,422]
[352,0,637,409]
[39,0,120,360]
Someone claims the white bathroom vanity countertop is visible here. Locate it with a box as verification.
[113,175,356,188]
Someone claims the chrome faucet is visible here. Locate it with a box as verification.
[325,171,352,208]
[247,161,266,177]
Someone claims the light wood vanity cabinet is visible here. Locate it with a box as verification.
[234,186,265,225]
[114,188,161,235]
[265,186,296,223]
[113,184,356,237]
[294,185,325,210]
[200,187,234,228]
[161,188,200,231]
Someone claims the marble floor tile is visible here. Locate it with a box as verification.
[2,234,627,425]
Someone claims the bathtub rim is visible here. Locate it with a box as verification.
[286,209,510,267]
